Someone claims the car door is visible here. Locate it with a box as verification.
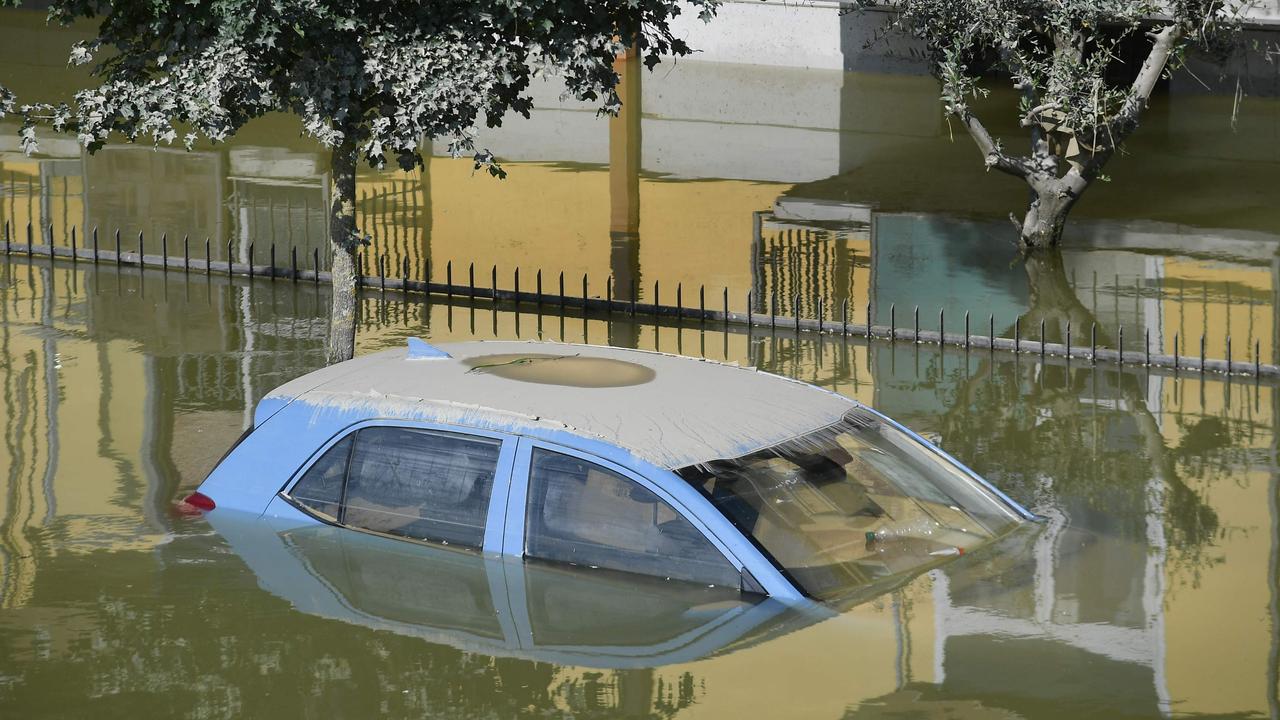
[268,420,519,555]
[498,437,796,664]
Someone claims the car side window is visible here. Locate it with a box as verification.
[290,434,354,520]
[524,448,741,588]
[287,426,501,550]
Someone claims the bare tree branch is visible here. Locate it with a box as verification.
[1108,23,1184,146]
[955,105,1034,179]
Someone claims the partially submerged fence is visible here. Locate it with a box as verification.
[4,220,1278,378]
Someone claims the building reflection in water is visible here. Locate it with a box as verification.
[0,257,1277,717]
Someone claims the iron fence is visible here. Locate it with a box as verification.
[3,219,1278,378]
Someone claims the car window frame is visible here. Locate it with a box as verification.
[502,437,749,583]
[278,418,519,554]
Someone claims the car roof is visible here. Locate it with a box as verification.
[265,340,856,469]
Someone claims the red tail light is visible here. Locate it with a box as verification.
[181,492,216,512]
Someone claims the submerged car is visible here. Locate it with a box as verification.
[190,339,1034,610]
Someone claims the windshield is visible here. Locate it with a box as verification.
[677,409,1024,602]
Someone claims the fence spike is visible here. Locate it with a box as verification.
[1118,325,1123,364]
[162,232,168,269]
[1256,339,1261,377]
[964,310,970,350]
[1014,317,1020,353]
[583,273,588,306]
[842,298,848,336]
[890,304,896,343]
[70,226,77,263]
[93,227,99,264]
[1091,323,1097,364]
[248,242,255,279]
[1066,320,1071,360]
[913,305,919,343]
[1200,334,1206,371]
[26,222,33,259]
[469,263,476,299]
[677,283,683,320]
[183,235,190,274]
[1173,332,1179,371]
[940,308,946,346]
[1145,328,1150,366]
[314,247,320,284]
[1039,318,1045,360]
[724,287,729,324]
[515,267,521,300]
[291,246,298,282]
[115,229,122,267]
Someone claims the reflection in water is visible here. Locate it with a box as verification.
[0,257,1276,718]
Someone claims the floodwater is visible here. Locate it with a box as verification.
[2,6,1279,718]
[1,255,1277,719]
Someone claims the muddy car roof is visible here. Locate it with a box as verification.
[264,340,856,469]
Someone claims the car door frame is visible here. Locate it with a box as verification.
[265,417,521,556]
[499,435,803,601]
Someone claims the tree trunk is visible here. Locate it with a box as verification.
[326,136,360,365]
[1019,183,1081,249]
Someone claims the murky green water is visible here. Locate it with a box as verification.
[3,7,1280,717]
[1,258,1276,719]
